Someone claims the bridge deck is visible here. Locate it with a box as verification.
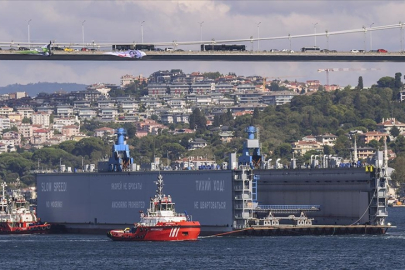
[1,51,405,61]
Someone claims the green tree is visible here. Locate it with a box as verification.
[189,108,206,131]
[377,76,395,88]
[203,72,222,80]
[58,140,77,153]
[357,76,363,90]
[390,126,400,138]
[22,117,31,124]
[394,72,403,89]
[270,81,280,91]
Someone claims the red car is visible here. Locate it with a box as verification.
[377,49,387,53]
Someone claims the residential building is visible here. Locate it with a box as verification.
[16,107,35,119]
[0,139,16,152]
[352,147,376,160]
[120,74,136,87]
[94,127,115,137]
[9,92,27,99]
[316,133,337,146]
[234,92,263,104]
[62,125,80,138]
[219,131,234,143]
[54,117,80,127]
[8,113,23,123]
[167,98,186,109]
[188,138,208,150]
[100,107,118,121]
[359,131,388,145]
[31,129,54,145]
[119,99,139,113]
[2,131,21,147]
[73,100,92,108]
[97,99,116,108]
[292,140,323,155]
[377,118,405,134]
[0,107,13,117]
[17,124,33,139]
[77,108,97,120]
[214,83,234,93]
[148,83,169,96]
[262,91,299,106]
[32,112,51,128]
[56,105,74,118]
[0,117,11,131]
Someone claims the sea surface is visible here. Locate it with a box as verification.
[1,208,405,270]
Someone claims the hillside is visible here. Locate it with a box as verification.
[0,82,87,97]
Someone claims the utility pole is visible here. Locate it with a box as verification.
[28,19,32,49]
[369,23,374,51]
[313,22,318,47]
[82,20,86,46]
[199,21,204,42]
[141,21,145,43]
[257,22,261,51]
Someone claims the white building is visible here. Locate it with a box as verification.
[0,117,11,131]
[32,112,51,128]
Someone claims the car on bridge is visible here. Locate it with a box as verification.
[377,49,388,53]
[281,49,294,53]
[350,49,360,53]
[64,47,74,52]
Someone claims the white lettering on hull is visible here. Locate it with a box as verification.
[195,180,225,192]
[111,201,145,209]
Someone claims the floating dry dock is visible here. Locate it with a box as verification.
[237,225,394,236]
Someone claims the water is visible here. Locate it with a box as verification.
[1,208,405,270]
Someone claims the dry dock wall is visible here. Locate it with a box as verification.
[36,170,233,232]
[255,168,372,225]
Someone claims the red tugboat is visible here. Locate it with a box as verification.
[107,174,200,241]
[0,182,51,234]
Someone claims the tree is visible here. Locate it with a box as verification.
[377,76,395,88]
[58,140,77,153]
[390,126,400,138]
[357,76,364,90]
[270,81,280,91]
[394,72,403,89]
[22,117,31,124]
[189,108,206,131]
[203,72,221,80]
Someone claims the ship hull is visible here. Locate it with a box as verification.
[0,222,51,234]
[107,222,200,241]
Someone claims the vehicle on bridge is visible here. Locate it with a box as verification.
[17,42,52,57]
[112,44,155,51]
[377,49,388,53]
[301,46,320,52]
[201,44,246,51]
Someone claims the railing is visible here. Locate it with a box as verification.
[257,205,321,211]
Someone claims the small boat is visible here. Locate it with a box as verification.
[107,174,200,241]
[0,183,51,234]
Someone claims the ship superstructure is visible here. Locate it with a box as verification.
[107,173,200,241]
[0,182,51,234]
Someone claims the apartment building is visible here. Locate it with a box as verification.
[32,112,51,128]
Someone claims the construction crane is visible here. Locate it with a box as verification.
[317,68,380,86]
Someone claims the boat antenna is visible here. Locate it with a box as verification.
[155,173,164,200]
